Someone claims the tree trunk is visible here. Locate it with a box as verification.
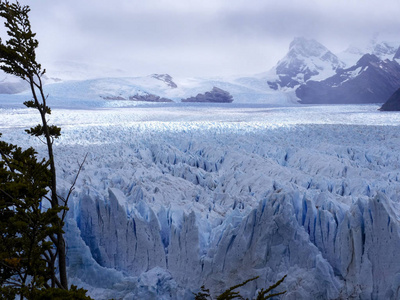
[29,76,68,289]
[58,233,68,289]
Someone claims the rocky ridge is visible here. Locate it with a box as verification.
[181,87,233,103]
[296,52,400,104]
[380,87,400,111]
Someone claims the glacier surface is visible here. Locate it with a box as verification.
[2,103,400,299]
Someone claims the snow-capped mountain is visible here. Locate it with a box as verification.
[266,37,345,89]
[339,35,400,67]
[296,52,400,104]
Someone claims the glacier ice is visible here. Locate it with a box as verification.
[2,104,400,299]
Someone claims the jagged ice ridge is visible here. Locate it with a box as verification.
[2,104,400,299]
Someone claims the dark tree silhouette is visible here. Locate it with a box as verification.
[194,275,287,300]
[0,1,87,298]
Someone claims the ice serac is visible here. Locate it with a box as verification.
[268,37,344,89]
[74,187,345,299]
[66,216,182,299]
[74,184,400,299]
[201,192,342,299]
[77,188,166,274]
[292,191,400,299]
[167,211,202,289]
[57,120,400,299]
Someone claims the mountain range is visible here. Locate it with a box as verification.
[265,36,400,105]
[296,53,400,104]
[1,36,400,107]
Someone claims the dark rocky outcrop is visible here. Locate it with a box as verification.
[129,93,173,102]
[296,54,400,104]
[101,96,126,100]
[101,93,173,102]
[151,74,178,88]
[380,87,400,111]
[181,87,233,103]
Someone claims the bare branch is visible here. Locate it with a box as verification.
[0,188,16,202]
[60,153,88,221]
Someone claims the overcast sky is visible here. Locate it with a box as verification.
[15,0,400,78]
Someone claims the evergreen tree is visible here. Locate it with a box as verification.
[0,1,88,298]
[0,138,61,299]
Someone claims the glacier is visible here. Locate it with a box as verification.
[2,102,400,299]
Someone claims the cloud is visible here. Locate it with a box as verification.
[15,0,400,78]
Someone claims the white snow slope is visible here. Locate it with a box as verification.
[12,74,291,106]
[0,70,299,107]
[2,101,400,299]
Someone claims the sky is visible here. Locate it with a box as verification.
[10,0,400,79]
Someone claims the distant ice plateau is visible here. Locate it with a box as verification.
[2,103,400,299]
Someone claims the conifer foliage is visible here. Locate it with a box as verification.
[0,139,61,299]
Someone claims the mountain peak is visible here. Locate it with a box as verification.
[268,37,344,89]
[288,37,329,57]
[356,53,381,67]
[289,36,309,48]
